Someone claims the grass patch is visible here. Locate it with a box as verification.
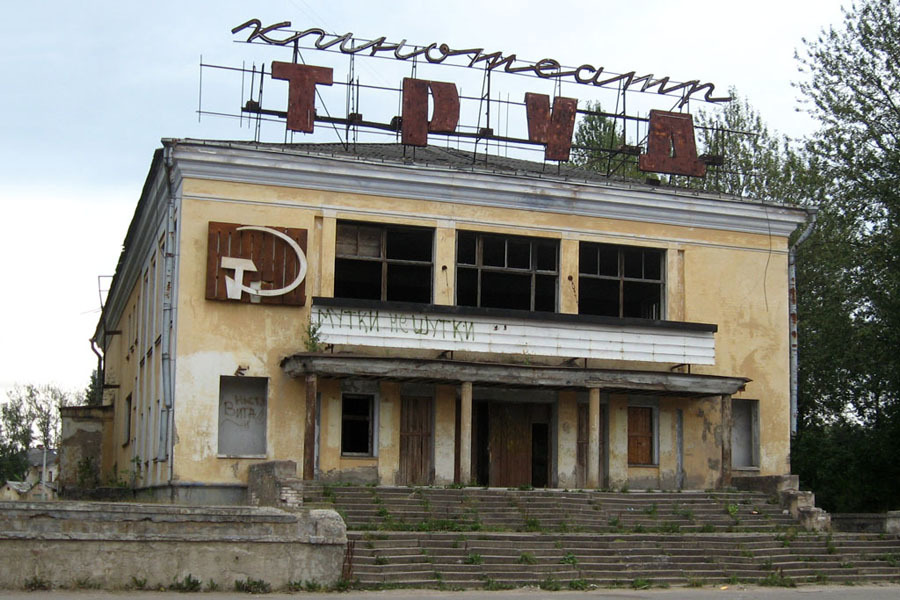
[687,577,705,587]
[74,577,100,589]
[128,576,147,590]
[464,552,484,565]
[700,523,716,533]
[524,517,542,532]
[568,578,590,590]
[234,578,271,594]
[539,575,561,591]
[631,578,652,589]
[483,577,514,591]
[560,552,579,566]
[169,574,202,592]
[518,552,536,565]
[374,555,388,565]
[24,576,51,591]
[758,572,796,587]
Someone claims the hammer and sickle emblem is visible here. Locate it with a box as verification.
[221,226,308,300]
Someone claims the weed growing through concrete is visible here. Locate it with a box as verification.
[687,577,706,587]
[24,576,51,591]
[234,577,271,593]
[560,552,579,566]
[74,577,100,589]
[568,578,589,590]
[169,574,202,592]
[539,575,561,591]
[128,576,147,590]
[631,578,651,589]
[758,572,796,587]
[518,552,537,565]
[464,552,484,565]
[483,577,514,591]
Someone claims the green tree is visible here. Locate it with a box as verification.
[569,101,640,178]
[791,0,900,511]
[0,390,34,481]
[84,368,103,406]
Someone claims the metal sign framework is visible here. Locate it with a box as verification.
[196,21,744,178]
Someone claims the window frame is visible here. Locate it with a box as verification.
[456,231,559,312]
[578,242,666,320]
[341,393,375,457]
[334,221,434,303]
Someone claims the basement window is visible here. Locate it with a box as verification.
[579,242,664,319]
[334,222,433,303]
[341,394,374,456]
[217,376,268,457]
[457,231,558,312]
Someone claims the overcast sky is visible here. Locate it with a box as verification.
[0,0,847,399]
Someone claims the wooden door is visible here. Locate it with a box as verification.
[488,403,531,487]
[399,396,433,485]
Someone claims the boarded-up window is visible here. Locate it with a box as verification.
[218,376,267,456]
[341,394,374,456]
[628,406,654,465]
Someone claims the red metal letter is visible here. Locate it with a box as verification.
[271,62,333,133]
[524,93,577,161]
[638,110,706,177]
[402,78,459,146]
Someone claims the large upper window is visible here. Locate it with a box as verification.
[579,243,664,319]
[457,231,558,312]
[335,222,433,303]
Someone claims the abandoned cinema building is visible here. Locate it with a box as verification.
[73,135,813,504]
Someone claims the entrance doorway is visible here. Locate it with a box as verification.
[472,401,551,487]
[398,396,433,485]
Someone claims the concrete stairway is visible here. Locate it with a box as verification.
[302,485,797,533]
[348,530,900,589]
[298,485,900,589]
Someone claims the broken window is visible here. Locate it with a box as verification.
[627,406,655,465]
[217,376,268,456]
[341,394,374,456]
[579,243,664,319]
[731,398,760,468]
[457,231,558,311]
[334,222,433,303]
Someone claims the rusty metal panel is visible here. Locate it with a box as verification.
[524,93,577,161]
[402,78,460,145]
[206,221,307,306]
[399,396,434,485]
[638,110,706,177]
[427,81,459,133]
[271,62,333,133]
[401,77,429,145]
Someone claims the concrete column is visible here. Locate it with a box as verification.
[559,238,580,314]
[720,394,733,488]
[587,388,601,488]
[556,392,578,489]
[434,226,456,305]
[303,374,317,480]
[607,394,629,489]
[433,386,456,485]
[459,382,473,484]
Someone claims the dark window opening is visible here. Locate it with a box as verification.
[579,242,664,319]
[456,231,559,312]
[341,394,373,455]
[335,222,433,303]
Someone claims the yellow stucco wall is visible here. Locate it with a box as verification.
[134,173,797,489]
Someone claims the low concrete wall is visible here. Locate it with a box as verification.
[0,501,346,590]
[832,512,900,534]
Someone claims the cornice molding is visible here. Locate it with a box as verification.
[169,141,811,238]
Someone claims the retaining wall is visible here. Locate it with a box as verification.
[0,501,346,590]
